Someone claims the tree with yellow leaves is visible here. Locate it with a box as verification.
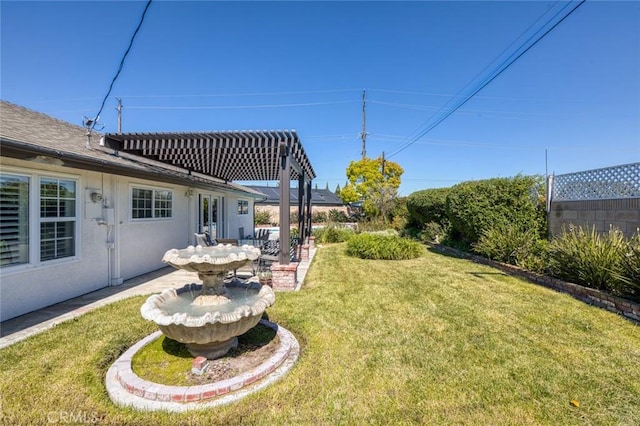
[339,156,403,221]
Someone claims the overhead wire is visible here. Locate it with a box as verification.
[386,0,586,159]
[126,100,358,109]
[89,0,153,130]
[120,88,361,99]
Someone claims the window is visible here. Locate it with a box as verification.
[238,200,249,215]
[40,177,76,261]
[0,174,29,266]
[132,187,173,219]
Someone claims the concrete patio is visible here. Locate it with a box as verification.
[0,246,315,350]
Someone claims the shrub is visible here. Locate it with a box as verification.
[617,231,640,299]
[328,209,349,223]
[406,187,450,228]
[346,233,425,260]
[419,222,447,244]
[312,211,328,223]
[357,218,391,233]
[391,213,408,232]
[312,224,355,243]
[473,223,548,273]
[547,225,626,294]
[254,210,271,225]
[445,175,546,245]
[388,196,410,230]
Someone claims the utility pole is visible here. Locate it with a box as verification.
[361,90,367,159]
[116,97,123,134]
[381,151,386,175]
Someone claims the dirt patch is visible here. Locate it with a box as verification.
[186,335,280,385]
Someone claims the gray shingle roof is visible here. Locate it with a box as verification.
[249,185,344,206]
[0,101,264,197]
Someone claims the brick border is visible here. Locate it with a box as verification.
[106,320,300,411]
[429,244,640,324]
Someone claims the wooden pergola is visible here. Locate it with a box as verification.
[102,130,316,265]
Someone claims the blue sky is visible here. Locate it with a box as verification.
[2,1,639,195]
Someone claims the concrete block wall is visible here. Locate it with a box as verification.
[548,198,640,238]
[255,205,349,226]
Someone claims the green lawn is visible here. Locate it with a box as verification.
[1,244,639,425]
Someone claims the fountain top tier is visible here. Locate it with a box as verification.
[162,244,261,275]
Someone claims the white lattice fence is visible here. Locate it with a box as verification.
[552,163,640,201]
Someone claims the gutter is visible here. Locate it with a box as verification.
[0,137,263,199]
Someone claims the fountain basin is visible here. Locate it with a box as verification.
[162,245,261,276]
[141,281,275,359]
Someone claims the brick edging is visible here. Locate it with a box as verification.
[428,244,640,324]
[107,320,299,406]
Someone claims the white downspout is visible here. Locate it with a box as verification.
[109,175,123,285]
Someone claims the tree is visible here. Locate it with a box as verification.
[340,156,403,220]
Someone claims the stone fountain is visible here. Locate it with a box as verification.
[140,244,275,359]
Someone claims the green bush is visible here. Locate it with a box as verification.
[419,221,447,244]
[388,196,409,229]
[328,209,349,223]
[616,231,640,299]
[254,210,271,225]
[313,224,355,243]
[406,187,450,228]
[312,211,328,223]
[622,232,640,284]
[445,175,546,245]
[548,225,626,294]
[473,223,548,273]
[346,233,425,260]
[357,218,391,233]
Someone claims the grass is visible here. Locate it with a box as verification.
[1,244,639,424]
[132,323,278,386]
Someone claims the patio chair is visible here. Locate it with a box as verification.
[258,236,300,269]
[194,232,216,247]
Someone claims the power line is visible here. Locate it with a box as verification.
[119,88,361,99]
[125,100,357,109]
[89,0,153,130]
[387,0,586,159]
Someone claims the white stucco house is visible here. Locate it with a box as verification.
[0,101,315,322]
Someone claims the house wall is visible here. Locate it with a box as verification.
[114,177,192,280]
[1,158,113,321]
[226,197,256,239]
[0,158,254,321]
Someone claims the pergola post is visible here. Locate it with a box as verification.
[298,175,305,243]
[278,142,291,265]
[305,180,312,242]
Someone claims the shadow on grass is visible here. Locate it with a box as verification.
[159,322,278,360]
[161,337,192,358]
[469,272,507,278]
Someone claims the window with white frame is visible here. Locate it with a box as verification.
[131,186,173,219]
[0,172,78,268]
[0,174,30,266]
[238,200,249,215]
[40,177,76,261]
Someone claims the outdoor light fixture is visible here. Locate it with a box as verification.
[90,191,103,203]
